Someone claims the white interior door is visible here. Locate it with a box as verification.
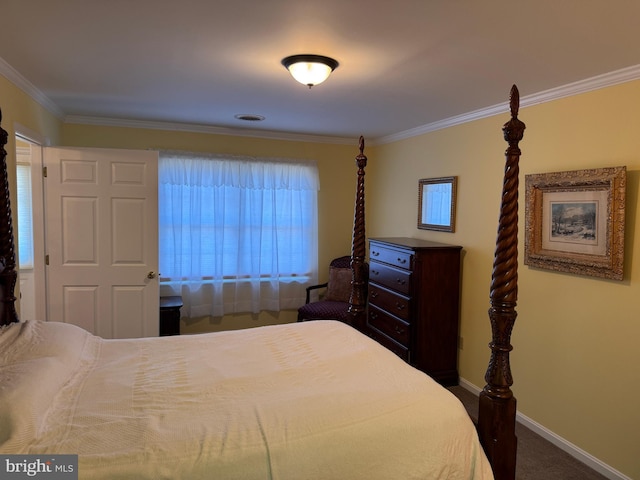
[44,147,159,338]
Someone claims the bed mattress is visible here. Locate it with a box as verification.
[0,319,493,479]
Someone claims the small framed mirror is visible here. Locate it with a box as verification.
[418,176,458,232]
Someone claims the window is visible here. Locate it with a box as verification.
[16,163,34,269]
[159,151,319,317]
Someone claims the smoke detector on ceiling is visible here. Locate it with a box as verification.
[234,114,266,122]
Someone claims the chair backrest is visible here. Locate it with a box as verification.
[324,256,352,302]
[329,255,351,269]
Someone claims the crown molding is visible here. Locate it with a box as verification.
[0,56,65,119]
[375,64,640,145]
[63,115,356,145]
[3,53,639,147]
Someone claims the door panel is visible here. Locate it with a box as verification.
[45,147,158,338]
[63,286,98,334]
[113,286,146,338]
[112,198,145,263]
[62,196,97,263]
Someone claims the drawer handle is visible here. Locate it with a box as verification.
[370,312,378,320]
[371,250,380,257]
[371,269,380,276]
[395,303,405,311]
[370,291,379,299]
[395,278,406,286]
[395,325,405,334]
[397,257,407,264]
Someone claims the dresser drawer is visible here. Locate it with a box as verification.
[368,283,410,321]
[369,261,411,295]
[369,244,413,270]
[368,305,410,346]
[367,327,409,362]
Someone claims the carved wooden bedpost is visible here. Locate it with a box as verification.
[0,108,19,326]
[348,136,368,331]
[478,85,525,480]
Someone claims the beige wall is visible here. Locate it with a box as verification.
[61,124,359,330]
[368,80,640,479]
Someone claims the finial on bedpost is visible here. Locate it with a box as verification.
[509,84,520,118]
[478,85,525,480]
[348,136,368,330]
[0,107,20,326]
[503,85,525,158]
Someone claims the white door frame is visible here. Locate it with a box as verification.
[14,126,47,322]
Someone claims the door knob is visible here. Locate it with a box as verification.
[147,271,157,279]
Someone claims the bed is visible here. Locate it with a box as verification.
[0,86,524,480]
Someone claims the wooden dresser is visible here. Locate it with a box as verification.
[366,237,462,386]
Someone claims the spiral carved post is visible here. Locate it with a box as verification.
[348,136,368,331]
[478,85,525,480]
[0,108,19,326]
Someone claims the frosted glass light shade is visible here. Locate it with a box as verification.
[281,55,339,88]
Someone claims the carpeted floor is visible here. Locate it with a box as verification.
[448,386,609,480]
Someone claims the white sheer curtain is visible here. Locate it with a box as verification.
[159,151,319,318]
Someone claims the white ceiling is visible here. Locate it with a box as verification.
[2,0,640,143]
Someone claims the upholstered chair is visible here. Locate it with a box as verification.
[297,256,353,322]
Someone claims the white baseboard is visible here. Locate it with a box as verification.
[458,378,632,480]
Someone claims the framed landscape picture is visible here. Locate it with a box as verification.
[524,166,626,280]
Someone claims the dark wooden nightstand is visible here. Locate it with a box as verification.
[159,295,183,336]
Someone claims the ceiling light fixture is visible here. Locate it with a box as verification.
[281,54,339,88]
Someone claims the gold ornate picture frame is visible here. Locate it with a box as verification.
[524,166,626,280]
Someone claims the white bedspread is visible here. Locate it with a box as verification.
[0,320,493,479]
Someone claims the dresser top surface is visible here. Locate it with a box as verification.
[369,237,462,251]
[160,295,184,309]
